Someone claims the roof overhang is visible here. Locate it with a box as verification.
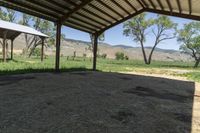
[0,20,48,40]
[1,0,200,35]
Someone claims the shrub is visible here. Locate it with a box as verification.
[98,53,107,59]
[32,48,41,57]
[125,55,129,60]
[115,52,125,60]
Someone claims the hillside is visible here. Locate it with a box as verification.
[5,34,192,62]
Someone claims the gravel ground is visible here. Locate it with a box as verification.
[0,71,199,133]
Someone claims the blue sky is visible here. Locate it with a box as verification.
[62,12,194,50]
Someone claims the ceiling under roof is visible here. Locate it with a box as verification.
[0,0,200,34]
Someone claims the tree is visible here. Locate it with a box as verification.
[5,9,16,22]
[123,13,177,64]
[177,22,200,67]
[148,15,177,64]
[123,13,153,64]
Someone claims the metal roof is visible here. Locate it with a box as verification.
[0,0,200,34]
[0,20,48,40]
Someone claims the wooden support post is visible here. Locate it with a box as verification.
[3,31,7,62]
[55,22,61,72]
[11,39,14,60]
[93,33,98,71]
[41,37,45,62]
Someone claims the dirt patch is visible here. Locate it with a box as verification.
[123,86,192,103]
[0,71,199,133]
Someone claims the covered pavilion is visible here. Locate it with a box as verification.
[0,0,200,71]
[0,19,48,62]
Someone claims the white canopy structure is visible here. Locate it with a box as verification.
[0,20,48,62]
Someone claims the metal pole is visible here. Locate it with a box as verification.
[55,22,61,72]
[93,34,98,71]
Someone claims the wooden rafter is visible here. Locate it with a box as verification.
[88,3,118,21]
[44,0,71,11]
[97,0,124,18]
[4,0,59,18]
[166,0,173,13]
[0,1,57,21]
[146,8,200,21]
[149,0,156,9]
[82,8,112,24]
[71,15,102,29]
[124,0,137,12]
[176,0,182,13]
[67,19,96,31]
[64,22,93,33]
[76,12,107,27]
[26,0,65,15]
[111,0,130,15]
[60,0,93,23]
[140,0,149,8]
[136,0,145,8]
[189,0,192,14]
[98,9,145,34]
[157,0,164,10]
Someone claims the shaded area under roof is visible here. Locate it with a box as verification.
[1,0,200,34]
[0,20,48,40]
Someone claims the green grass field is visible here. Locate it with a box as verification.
[0,56,199,81]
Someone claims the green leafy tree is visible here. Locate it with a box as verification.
[148,15,177,64]
[178,22,200,67]
[123,13,153,64]
[123,13,176,64]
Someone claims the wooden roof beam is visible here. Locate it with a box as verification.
[111,0,130,15]
[88,3,118,21]
[76,12,107,27]
[81,8,112,24]
[146,8,200,21]
[67,19,97,31]
[136,0,145,8]
[44,0,71,11]
[124,0,137,12]
[166,0,173,13]
[176,0,182,13]
[189,0,192,14]
[26,0,65,15]
[60,0,93,23]
[157,0,164,10]
[97,0,124,18]
[140,0,149,8]
[71,15,102,29]
[149,0,156,9]
[0,0,58,21]
[97,9,145,35]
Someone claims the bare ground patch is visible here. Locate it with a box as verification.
[0,71,199,133]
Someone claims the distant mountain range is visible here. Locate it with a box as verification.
[12,36,192,62]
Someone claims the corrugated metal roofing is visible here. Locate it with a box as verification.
[0,0,200,34]
[0,19,48,39]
